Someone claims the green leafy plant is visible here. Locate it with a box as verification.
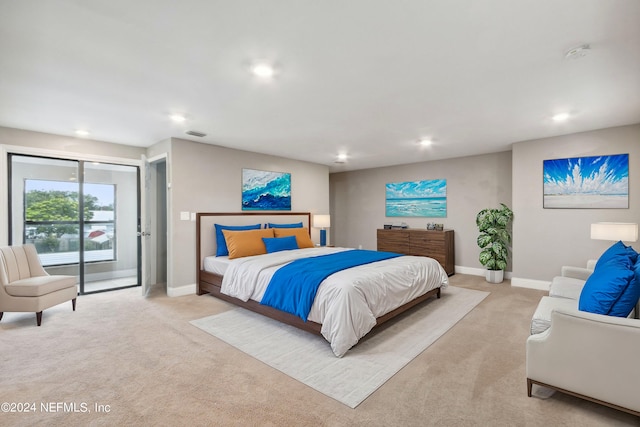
[476,203,513,271]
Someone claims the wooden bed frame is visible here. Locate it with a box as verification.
[196,212,441,336]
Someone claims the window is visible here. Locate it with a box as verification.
[24,179,116,266]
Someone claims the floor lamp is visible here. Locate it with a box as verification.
[590,222,639,318]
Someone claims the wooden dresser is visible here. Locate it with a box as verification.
[377,228,455,276]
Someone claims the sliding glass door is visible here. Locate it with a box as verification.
[9,154,140,294]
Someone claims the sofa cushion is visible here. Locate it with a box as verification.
[531,296,578,334]
[578,257,634,315]
[5,275,77,297]
[549,276,585,300]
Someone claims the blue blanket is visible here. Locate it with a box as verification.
[261,249,402,321]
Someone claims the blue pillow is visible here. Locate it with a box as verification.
[267,222,303,229]
[627,245,639,264]
[262,236,299,253]
[609,259,640,317]
[596,241,637,269]
[579,259,634,315]
[215,223,261,256]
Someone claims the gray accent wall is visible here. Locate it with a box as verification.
[167,138,330,292]
[512,123,640,283]
[329,151,513,270]
[330,123,639,287]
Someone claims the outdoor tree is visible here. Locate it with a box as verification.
[26,190,98,239]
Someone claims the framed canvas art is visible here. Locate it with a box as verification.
[543,153,629,208]
[242,168,291,211]
[385,179,447,217]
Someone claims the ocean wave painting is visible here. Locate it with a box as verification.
[242,169,291,211]
[543,154,628,209]
[386,179,447,217]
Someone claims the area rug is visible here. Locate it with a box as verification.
[190,285,489,408]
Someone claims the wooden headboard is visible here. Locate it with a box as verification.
[196,212,312,270]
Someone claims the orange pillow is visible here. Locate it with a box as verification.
[222,228,275,259]
[273,227,314,249]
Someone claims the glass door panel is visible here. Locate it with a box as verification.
[82,162,140,293]
[10,155,81,280]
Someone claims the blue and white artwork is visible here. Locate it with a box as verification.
[543,153,629,209]
[386,179,447,217]
[242,169,291,211]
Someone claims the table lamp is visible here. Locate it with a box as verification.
[313,214,331,246]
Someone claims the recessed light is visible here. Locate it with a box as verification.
[251,63,275,78]
[75,129,90,137]
[418,138,432,147]
[170,114,186,123]
[335,153,348,163]
[552,113,570,122]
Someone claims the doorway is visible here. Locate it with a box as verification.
[9,154,141,294]
[143,155,168,295]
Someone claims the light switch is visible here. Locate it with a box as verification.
[180,211,190,221]
[190,212,196,221]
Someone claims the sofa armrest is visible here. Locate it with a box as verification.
[527,307,640,413]
[560,266,592,281]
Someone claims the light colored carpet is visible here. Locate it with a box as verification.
[190,285,489,408]
[3,276,639,425]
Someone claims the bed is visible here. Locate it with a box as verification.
[196,212,449,357]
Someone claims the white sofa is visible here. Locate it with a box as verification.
[526,260,640,416]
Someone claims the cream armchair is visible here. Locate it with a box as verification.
[526,307,640,416]
[0,244,77,326]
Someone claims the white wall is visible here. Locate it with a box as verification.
[167,138,330,294]
[511,123,640,287]
[0,126,145,159]
[329,151,512,271]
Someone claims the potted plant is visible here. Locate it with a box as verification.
[476,203,513,283]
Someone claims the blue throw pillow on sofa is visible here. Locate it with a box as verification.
[215,223,261,256]
[595,241,637,269]
[262,236,299,253]
[609,258,640,317]
[578,258,634,315]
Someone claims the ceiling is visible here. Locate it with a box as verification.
[1,1,639,172]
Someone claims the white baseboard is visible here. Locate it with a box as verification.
[510,277,550,291]
[167,283,196,297]
[454,265,485,276]
[454,266,512,280]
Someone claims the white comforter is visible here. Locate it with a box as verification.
[220,247,449,357]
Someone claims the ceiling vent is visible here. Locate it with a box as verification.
[564,44,590,59]
[185,130,207,137]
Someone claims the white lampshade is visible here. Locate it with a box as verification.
[313,214,331,229]
[590,222,638,242]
